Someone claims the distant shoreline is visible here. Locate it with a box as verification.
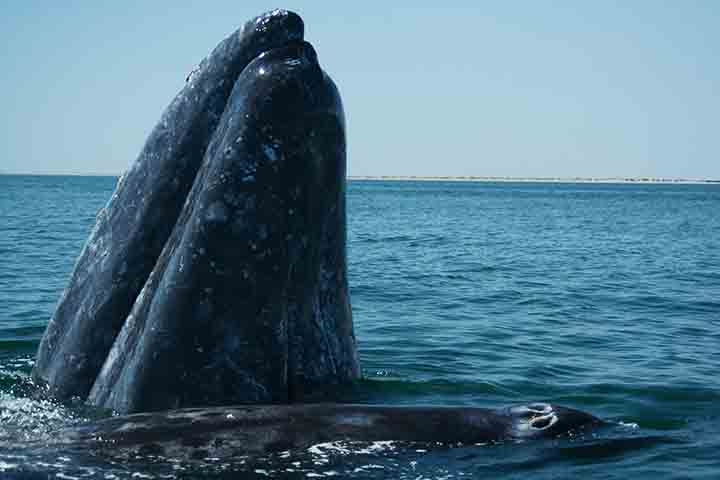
[2,172,718,184]
[349,175,720,185]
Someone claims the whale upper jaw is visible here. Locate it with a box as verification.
[31,8,309,404]
[82,12,355,413]
[31,7,360,412]
[505,403,602,439]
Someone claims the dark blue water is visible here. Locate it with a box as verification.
[0,175,718,478]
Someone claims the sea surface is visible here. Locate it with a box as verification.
[0,174,718,479]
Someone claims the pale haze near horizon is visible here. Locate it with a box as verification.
[1,1,718,179]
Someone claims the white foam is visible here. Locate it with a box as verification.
[0,461,18,472]
[0,393,80,443]
[356,441,396,454]
[352,464,386,473]
[617,421,639,429]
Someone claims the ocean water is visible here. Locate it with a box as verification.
[0,174,718,479]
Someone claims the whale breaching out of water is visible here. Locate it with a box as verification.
[33,9,600,444]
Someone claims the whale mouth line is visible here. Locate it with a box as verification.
[255,40,308,59]
[186,39,313,88]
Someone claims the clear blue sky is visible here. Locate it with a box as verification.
[1,1,718,178]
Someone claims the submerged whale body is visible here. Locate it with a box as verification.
[32,8,601,446]
[65,403,601,457]
[33,8,359,413]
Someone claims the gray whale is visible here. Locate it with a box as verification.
[65,403,601,457]
[32,9,359,413]
[32,8,601,448]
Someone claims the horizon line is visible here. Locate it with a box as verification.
[1,172,719,184]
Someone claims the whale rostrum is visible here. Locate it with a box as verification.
[33,9,359,412]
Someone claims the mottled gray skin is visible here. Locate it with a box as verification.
[63,403,602,458]
[32,10,307,402]
[85,38,358,412]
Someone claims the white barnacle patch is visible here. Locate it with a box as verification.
[510,403,553,416]
[116,422,142,432]
[509,403,559,437]
[528,403,554,413]
[262,144,278,162]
